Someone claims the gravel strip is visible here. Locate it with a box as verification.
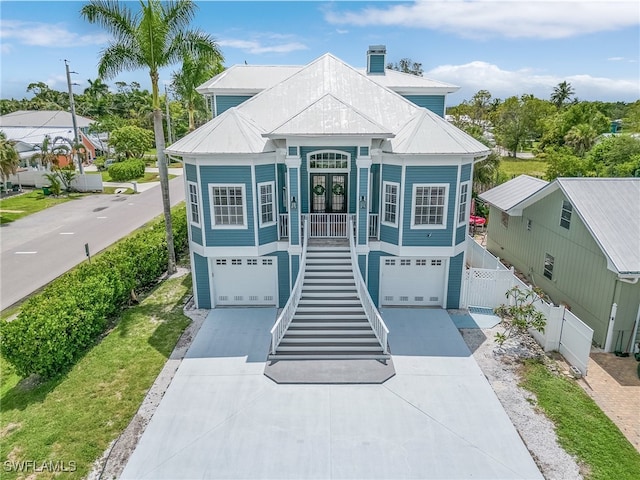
[460,324,585,480]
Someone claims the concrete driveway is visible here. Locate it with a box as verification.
[121,308,542,479]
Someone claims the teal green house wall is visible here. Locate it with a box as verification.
[216,95,252,115]
[485,189,640,347]
[403,95,446,117]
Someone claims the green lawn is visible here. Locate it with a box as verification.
[0,191,83,224]
[520,361,640,480]
[0,276,192,479]
[500,157,548,180]
[87,171,177,183]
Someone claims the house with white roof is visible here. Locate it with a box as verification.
[0,110,101,165]
[480,175,640,353]
[166,47,490,359]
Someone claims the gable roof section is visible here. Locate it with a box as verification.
[0,110,93,128]
[167,108,273,155]
[266,93,393,137]
[358,68,460,94]
[389,109,491,155]
[558,178,640,275]
[479,175,548,212]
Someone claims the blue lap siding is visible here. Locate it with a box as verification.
[402,95,446,117]
[216,95,252,115]
[193,253,211,309]
[446,252,464,308]
[199,165,255,246]
[255,164,278,245]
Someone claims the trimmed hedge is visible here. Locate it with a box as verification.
[108,159,145,182]
[0,206,188,378]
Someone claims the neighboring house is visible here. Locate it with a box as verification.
[166,46,490,319]
[0,110,98,165]
[480,175,640,352]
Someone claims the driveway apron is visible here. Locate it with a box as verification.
[121,308,542,479]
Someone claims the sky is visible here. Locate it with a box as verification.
[0,0,639,105]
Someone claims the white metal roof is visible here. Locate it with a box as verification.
[0,110,93,128]
[557,178,640,275]
[479,175,549,212]
[168,53,488,156]
[266,94,393,138]
[196,64,459,96]
[196,65,301,95]
[0,126,77,146]
[167,108,274,155]
[389,109,490,155]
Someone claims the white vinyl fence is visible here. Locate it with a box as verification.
[463,237,594,376]
[9,171,103,192]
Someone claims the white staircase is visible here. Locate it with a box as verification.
[271,245,388,360]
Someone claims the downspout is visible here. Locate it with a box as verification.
[604,279,622,352]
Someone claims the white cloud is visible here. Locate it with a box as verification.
[44,74,69,91]
[0,20,109,48]
[428,61,639,102]
[218,38,308,54]
[324,0,640,39]
[607,57,625,61]
[1,43,13,54]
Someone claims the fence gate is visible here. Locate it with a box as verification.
[462,267,515,309]
[559,309,594,376]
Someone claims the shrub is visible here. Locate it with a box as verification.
[108,159,145,182]
[0,206,188,378]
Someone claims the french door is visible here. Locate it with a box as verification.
[310,174,347,213]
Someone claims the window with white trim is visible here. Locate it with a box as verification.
[544,253,555,280]
[308,151,349,170]
[382,181,399,227]
[187,181,200,226]
[457,182,469,225]
[411,184,448,228]
[560,200,572,229]
[210,184,246,228]
[258,181,275,227]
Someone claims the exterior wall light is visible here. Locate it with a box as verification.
[360,195,367,210]
[291,196,297,210]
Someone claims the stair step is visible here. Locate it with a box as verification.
[290,321,370,328]
[299,298,361,305]
[287,327,373,334]
[277,343,383,351]
[269,353,389,360]
[301,291,357,297]
[280,335,377,343]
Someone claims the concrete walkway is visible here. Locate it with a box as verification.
[121,308,542,479]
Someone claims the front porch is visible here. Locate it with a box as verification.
[278,213,379,240]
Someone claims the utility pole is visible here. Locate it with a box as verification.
[165,84,173,145]
[65,60,83,174]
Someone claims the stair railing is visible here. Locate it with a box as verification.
[270,216,309,355]
[348,216,389,354]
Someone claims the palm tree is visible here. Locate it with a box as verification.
[82,0,223,274]
[0,132,20,189]
[564,123,597,157]
[172,53,224,132]
[550,81,575,109]
[30,136,69,169]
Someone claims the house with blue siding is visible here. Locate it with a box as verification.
[167,47,490,359]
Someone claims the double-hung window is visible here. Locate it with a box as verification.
[258,181,275,227]
[544,253,555,280]
[457,182,469,225]
[382,181,399,227]
[412,184,448,228]
[187,181,200,226]
[210,184,246,228]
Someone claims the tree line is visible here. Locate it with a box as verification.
[447,87,640,190]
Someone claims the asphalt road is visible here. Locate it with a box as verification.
[0,177,185,310]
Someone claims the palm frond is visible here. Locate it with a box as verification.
[81,0,137,42]
[98,42,142,79]
[163,0,197,37]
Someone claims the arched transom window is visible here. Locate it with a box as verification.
[308,151,349,170]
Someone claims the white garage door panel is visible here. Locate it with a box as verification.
[380,257,446,306]
[212,257,277,306]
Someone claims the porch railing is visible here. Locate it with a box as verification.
[368,213,379,239]
[348,216,389,354]
[270,217,309,355]
[278,213,289,239]
[308,213,348,238]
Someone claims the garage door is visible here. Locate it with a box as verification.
[380,257,446,306]
[211,257,277,306]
